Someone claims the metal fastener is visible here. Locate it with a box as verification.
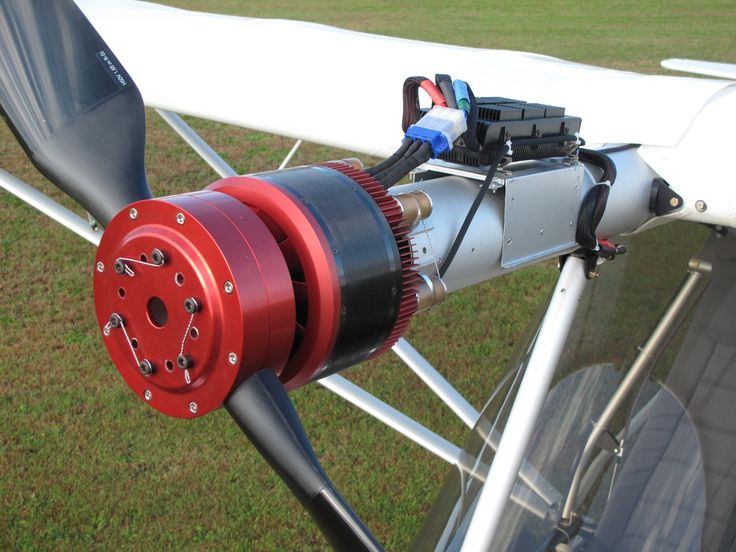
[176,212,186,225]
[669,197,680,208]
[695,200,707,212]
[177,354,191,370]
[188,401,198,414]
[109,314,123,328]
[151,248,166,266]
[228,352,238,365]
[183,298,199,314]
[139,359,154,376]
[129,207,138,220]
[114,259,126,275]
[144,389,152,401]
[103,325,111,336]
[223,281,234,294]
[96,261,105,273]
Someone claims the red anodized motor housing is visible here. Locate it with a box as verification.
[94,163,418,418]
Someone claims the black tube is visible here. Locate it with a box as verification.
[226,370,384,552]
[436,74,457,109]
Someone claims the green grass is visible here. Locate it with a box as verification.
[1,1,734,550]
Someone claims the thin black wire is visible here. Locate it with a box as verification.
[438,145,509,277]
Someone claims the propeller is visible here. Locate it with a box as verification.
[0,0,151,226]
[226,370,384,552]
[0,2,383,549]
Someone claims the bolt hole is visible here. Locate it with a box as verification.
[190,327,199,340]
[131,338,139,349]
[175,272,185,286]
[165,359,174,372]
[422,247,427,254]
[118,287,126,298]
[140,254,148,263]
[146,296,169,328]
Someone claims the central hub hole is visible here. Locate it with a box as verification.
[147,296,168,328]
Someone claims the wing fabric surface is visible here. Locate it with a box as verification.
[75,0,733,156]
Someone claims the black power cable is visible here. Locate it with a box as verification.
[576,148,616,250]
[438,144,509,277]
[375,141,433,188]
[365,139,413,176]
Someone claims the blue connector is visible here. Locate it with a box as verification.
[453,80,471,116]
[405,106,468,158]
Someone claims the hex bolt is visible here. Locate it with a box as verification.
[669,197,680,208]
[151,248,166,266]
[109,314,123,329]
[189,401,198,414]
[144,389,152,401]
[176,212,186,225]
[114,259,126,275]
[223,281,234,294]
[183,298,200,314]
[695,200,707,213]
[177,354,192,370]
[129,207,138,220]
[139,359,154,376]
[96,261,105,273]
[228,352,238,365]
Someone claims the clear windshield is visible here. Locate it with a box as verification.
[412,221,736,551]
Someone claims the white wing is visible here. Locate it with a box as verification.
[75,0,736,228]
[76,0,732,155]
[662,58,736,80]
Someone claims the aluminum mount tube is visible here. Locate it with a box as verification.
[156,109,238,178]
[460,256,587,552]
[0,169,101,246]
[318,374,462,465]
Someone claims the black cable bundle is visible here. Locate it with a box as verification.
[365,140,413,177]
[575,148,616,250]
[373,141,432,188]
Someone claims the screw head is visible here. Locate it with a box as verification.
[669,197,680,208]
[224,281,234,294]
[228,352,238,365]
[129,207,138,220]
[176,354,191,370]
[183,298,199,314]
[139,359,154,376]
[695,200,707,213]
[114,259,126,275]
[144,389,152,401]
[96,261,105,273]
[188,401,198,414]
[151,248,165,266]
[176,212,186,225]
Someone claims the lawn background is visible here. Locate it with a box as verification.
[1,1,735,550]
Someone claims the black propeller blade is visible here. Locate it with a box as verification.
[226,370,384,552]
[0,0,151,226]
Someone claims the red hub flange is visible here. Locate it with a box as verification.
[94,191,295,418]
[95,163,419,417]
